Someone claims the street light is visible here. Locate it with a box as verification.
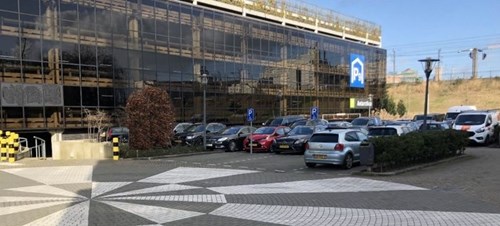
[368,94,373,117]
[201,73,208,150]
[418,57,439,130]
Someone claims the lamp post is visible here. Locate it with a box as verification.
[418,57,439,130]
[201,73,208,150]
[368,94,373,117]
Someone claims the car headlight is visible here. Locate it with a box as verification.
[295,138,306,144]
[475,128,485,133]
[218,137,228,142]
[186,135,196,139]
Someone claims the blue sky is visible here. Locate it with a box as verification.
[310,0,500,79]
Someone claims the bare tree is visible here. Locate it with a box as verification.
[84,108,110,142]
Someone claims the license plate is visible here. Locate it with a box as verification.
[174,140,182,143]
[251,143,257,147]
[279,145,289,149]
[206,144,213,147]
[313,154,327,160]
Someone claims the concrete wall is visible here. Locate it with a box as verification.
[52,140,113,160]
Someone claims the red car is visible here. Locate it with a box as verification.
[243,126,291,152]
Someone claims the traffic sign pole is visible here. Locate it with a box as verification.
[250,121,253,155]
[247,108,255,155]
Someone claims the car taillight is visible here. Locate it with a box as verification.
[334,143,344,151]
[305,142,309,150]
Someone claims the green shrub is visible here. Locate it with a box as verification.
[370,129,468,171]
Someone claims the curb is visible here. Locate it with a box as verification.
[353,154,473,176]
[129,149,225,160]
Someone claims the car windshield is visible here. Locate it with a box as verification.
[445,112,460,120]
[288,126,314,135]
[351,118,369,126]
[222,127,240,135]
[454,115,486,125]
[369,128,397,136]
[413,115,434,121]
[309,134,339,142]
[174,123,191,132]
[305,119,327,126]
[186,124,205,132]
[254,127,276,134]
[269,118,283,126]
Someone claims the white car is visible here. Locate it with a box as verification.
[452,111,499,144]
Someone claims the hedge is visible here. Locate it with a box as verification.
[369,129,469,170]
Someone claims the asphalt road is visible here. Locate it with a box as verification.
[1,146,499,226]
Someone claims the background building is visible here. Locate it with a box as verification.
[0,0,386,131]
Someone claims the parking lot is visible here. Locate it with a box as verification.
[1,146,500,225]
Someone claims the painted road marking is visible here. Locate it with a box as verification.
[208,177,427,194]
[2,166,93,185]
[99,201,204,224]
[210,203,500,226]
[138,167,258,184]
[102,184,201,198]
[103,194,227,203]
[91,182,132,198]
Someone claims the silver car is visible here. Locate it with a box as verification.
[304,129,368,169]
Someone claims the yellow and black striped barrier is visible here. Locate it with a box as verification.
[0,138,7,162]
[0,131,20,163]
[113,137,119,160]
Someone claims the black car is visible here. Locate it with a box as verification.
[269,115,306,127]
[173,123,226,146]
[271,125,315,154]
[206,126,256,151]
[104,127,129,143]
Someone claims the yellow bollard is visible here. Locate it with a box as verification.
[8,138,15,163]
[112,137,119,160]
[0,139,6,162]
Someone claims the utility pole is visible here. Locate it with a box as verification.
[392,49,396,84]
[459,48,486,79]
[436,49,441,81]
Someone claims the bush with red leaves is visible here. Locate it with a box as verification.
[125,86,176,150]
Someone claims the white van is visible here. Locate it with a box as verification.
[445,105,477,122]
[452,110,499,144]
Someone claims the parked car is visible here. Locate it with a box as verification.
[452,110,499,144]
[243,126,291,152]
[350,117,384,128]
[173,122,193,134]
[173,123,226,146]
[206,126,256,151]
[368,125,409,138]
[269,115,306,127]
[412,113,445,122]
[304,129,368,169]
[419,121,450,131]
[289,119,308,128]
[271,126,315,154]
[105,127,129,143]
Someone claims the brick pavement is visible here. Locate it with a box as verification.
[0,147,499,226]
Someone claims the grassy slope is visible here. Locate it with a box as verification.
[386,78,500,119]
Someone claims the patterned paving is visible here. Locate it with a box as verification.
[1,165,500,225]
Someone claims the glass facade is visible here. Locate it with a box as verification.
[0,0,386,130]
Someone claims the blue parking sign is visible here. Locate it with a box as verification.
[310,107,319,120]
[247,108,255,122]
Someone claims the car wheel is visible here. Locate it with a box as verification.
[485,135,491,146]
[343,153,354,169]
[228,141,237,152]
[305,163,316,168]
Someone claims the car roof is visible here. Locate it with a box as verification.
[313,128,358,134]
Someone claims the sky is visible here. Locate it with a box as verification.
[310,0,500,79]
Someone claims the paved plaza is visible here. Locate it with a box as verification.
[1,147,500,226]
